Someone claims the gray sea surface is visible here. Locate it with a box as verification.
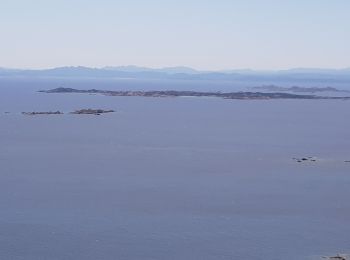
[1,78,350,260]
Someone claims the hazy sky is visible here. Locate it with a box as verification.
[1,0,349,70]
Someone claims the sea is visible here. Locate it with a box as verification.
[1,77,350,260]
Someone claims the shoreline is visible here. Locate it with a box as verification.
[39,87,350,100]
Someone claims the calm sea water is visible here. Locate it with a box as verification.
[1,78,350,259]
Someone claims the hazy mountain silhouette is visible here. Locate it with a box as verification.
[1,66,350,84]
[104,66,200,74]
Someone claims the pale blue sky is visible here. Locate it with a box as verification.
[1,0,349,70]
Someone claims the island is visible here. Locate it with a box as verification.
[39,87,350,100]
[70,109,115,115]
[324,254,349,260]
[22,111,63,116]
[253,85,350,93]
[292,157,317,163]
[21,109,115,116]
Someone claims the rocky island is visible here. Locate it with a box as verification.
[293,157,317,163]
[323,254,349,260]
[40,87,350,100]
[21,109,115,116]
[253,85,350,93]
[22,111,63,116]
[70,109,115,115]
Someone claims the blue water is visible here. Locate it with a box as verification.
[1,78,350,259]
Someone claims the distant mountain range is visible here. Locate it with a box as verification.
[1,66,350,83]
[103,66,201,74]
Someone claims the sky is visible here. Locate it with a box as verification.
[1,0,350,70]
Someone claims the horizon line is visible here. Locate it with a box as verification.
[1,65,350,72]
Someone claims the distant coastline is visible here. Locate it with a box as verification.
[253,85,350,93]
[40,87,350,100]
[2,67,350,88]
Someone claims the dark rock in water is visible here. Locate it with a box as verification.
[22,111,63,115]
[293,157,318,163]
[323,254,348,260]
[294,157,350,164]
[70,109,115,115]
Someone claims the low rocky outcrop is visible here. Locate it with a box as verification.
[293,157,317,163]
[323,254,349,260]
[22,111,63,115]
[21,109,115,116]
[70,109,115,115]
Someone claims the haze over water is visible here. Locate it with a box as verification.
[1,78,350,259]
